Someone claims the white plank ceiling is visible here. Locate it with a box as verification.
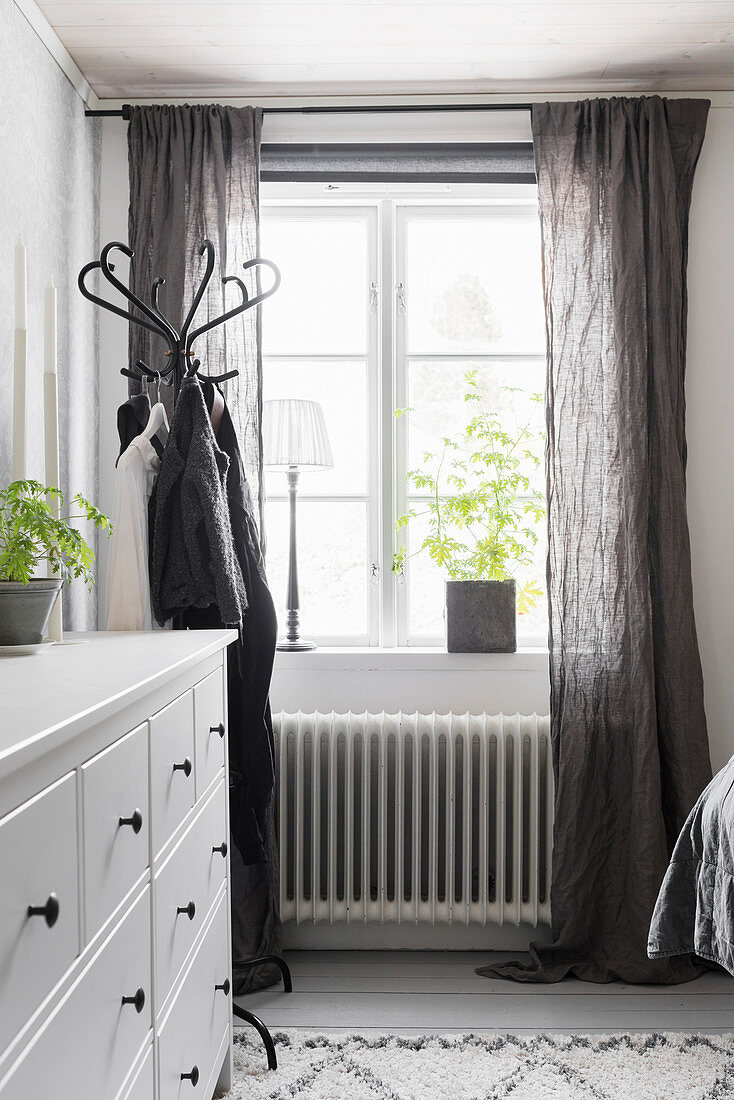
[34,0,734,99]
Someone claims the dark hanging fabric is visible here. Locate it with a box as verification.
[127,104,266,530]
[115,393,164,465]
[148,376,247,630]
[184,380,281,993]
[127,105,281,989]
[478,96,712,985]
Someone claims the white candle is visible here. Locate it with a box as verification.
[12,239,27,483]
[44,283,59,487]
[43,280,63,642]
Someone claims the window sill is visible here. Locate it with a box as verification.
[273,646,549,673]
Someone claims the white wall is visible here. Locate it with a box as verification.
[0,0,100,628]
[97,102,734,769]
[686,107,734,773]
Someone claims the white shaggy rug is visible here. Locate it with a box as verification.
[223,1031,734,1099]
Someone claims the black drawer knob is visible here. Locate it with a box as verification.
[121,987,146,1013]
[118,809,143,834]
[172,757,192,777]
[212,842,228,858]
[210,722,225,739]
[177,900,196,921]
[181,1066,199,1087]
[27,893,59,928]
[215,978,231,996]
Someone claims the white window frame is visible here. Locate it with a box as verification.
[261,182,545,649]
[260,202,381,646]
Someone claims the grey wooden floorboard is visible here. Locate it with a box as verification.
[234,991,734,1030]
[276,972,734,996]
[234,951,734,1034]
[234,1025,734,1037]
[280,950,734,994]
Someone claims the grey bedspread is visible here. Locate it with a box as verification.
[648,755,734,974]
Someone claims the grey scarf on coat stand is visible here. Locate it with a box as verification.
[479,96,712,985]
[127,104,282,990]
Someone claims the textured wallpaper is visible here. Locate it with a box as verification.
[0,0,101,628]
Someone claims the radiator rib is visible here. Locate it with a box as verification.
[275,711,552,929]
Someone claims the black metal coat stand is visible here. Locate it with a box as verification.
[78,240,290,1071]
[78,238,280,394]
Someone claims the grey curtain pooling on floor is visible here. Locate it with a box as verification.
[127,105,282,989]
[127,105,265,524]
[478,96,713,984]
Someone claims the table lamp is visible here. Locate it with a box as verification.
[262,399,333,651]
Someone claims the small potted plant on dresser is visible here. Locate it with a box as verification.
[393,371,545,653]
[0,480,111,648]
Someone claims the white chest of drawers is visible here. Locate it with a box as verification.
[0,630,237,1100]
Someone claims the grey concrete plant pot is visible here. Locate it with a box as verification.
[445,579,517,653]
[0,579,62,646]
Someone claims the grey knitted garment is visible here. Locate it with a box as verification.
[149,376,248,629]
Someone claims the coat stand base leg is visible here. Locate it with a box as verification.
[232,953,293,1071]
[233,1005,278,1071]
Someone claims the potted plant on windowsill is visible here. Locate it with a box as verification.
[393,371,545,653]
[0,480,111,647]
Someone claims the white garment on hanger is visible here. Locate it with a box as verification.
[105,434,160,631]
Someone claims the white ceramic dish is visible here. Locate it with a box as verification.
[0,641,56,658]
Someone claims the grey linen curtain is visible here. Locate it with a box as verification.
[479,96,713,984]
[127,105,281,987]
[127,104,265,522]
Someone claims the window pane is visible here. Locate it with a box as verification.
[263,358,368,495]
[261,215,368,355]
[406,507,547,643]
[406,359,545,495]
[405,510,447,638]
[405,214,544,355]
[265,501,369,638]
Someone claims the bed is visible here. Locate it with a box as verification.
[648,756,734,975]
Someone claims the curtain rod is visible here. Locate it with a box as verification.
[85,102,533,118]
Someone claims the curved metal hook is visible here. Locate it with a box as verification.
[99,242,176,350]
[240,257,282,311]
[180,240,216,344]
[199,369,240,385]
[148,275,180,349]
[78,260,172,343]
[185,258,280,361]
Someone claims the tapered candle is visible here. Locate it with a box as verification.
[44,280,63,643]
[44,283,59,486]
[12,238,27,483]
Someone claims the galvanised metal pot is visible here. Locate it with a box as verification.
[0,579,63,646]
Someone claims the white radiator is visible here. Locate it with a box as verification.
[274,711,553,929]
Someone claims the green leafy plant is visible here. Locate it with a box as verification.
[393,371,545,614]
[0,480,112,588]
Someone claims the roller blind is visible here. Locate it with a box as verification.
[260,142,536,183]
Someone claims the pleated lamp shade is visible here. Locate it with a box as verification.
[262,399,334,470]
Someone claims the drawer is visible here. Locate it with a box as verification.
[150,691,195,856]
[120,1045,154,1100]
[193,666,226,799]
[83,722,149,941]
[0,773,78,1055]
[158,890,230,1100]
[154,781,228,1008]
[0,887,151,1100]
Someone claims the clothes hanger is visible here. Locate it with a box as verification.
[141,373,169,440]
